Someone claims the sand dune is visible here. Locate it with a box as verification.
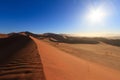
[0,32,120,80]
[0,34,45,80]
[32,37,120,80]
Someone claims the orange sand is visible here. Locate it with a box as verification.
[32,37,120,80]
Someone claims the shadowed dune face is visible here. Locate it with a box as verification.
[0,34,30,64]
[0,34,45,80]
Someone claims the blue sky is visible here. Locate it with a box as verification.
[0,0,120,35]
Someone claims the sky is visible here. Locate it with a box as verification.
[0,0,120,36]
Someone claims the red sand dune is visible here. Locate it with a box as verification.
[31,37,120,80]
[0,34,45,80]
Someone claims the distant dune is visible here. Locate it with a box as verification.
[38,33,120,47]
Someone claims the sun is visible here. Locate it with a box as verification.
[86,7,106,25]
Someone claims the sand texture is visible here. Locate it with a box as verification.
[0,34,45,80]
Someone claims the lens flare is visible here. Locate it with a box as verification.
[86,7,106,25]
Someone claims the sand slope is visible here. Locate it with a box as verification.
[32,37,120,80]
[53,42,120,70]
[0,34,45,80]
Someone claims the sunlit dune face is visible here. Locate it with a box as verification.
[86,7,106,25]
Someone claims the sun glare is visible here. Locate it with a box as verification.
[86,7,106,25]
